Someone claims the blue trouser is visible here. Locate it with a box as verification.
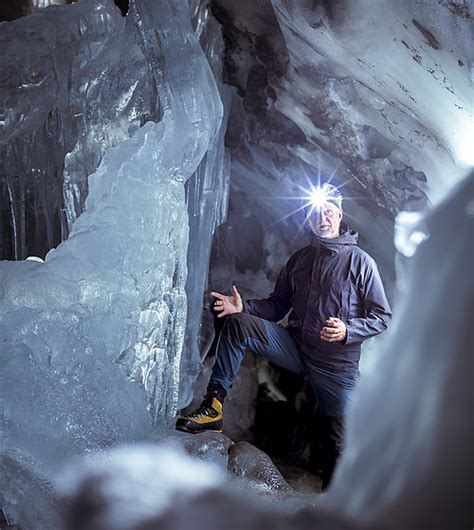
[209,313,357,416]
[209,313,357,487]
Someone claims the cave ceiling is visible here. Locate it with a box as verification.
[210,0,472,238]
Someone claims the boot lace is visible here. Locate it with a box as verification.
[188,396,218,420]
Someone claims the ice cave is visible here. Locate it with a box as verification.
[0,0,472,529]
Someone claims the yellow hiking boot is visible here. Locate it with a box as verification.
[175,389,225,434]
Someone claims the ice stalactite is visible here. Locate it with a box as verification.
[0,0,125,260]
[180,4,233,407]
[0,0,223,526]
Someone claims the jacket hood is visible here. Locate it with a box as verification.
[311,222,359,254]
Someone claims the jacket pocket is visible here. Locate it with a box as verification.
[325,278,351,322]
[306,278,351,334]
[340,279,352,322]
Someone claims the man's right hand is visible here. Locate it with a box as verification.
[211,285,243,318]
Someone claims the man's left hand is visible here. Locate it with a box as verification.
[320,317,347,342]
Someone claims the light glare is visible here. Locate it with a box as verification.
[310,187,329,208]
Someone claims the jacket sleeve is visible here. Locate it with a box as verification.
[243,260,293,322]
[344,257,392,345]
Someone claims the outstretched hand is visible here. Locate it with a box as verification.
[211,285,243,318]
[320,317,347,342]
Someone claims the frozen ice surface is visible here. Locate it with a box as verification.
[62,445,226,530]
[61,443,319,530]
[1,0,223,527]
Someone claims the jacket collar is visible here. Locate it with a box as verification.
[311,222,359,254]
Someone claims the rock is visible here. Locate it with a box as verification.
[181,431,234,470]
[228,441,294,495]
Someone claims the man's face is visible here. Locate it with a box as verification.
[308,202,343,239]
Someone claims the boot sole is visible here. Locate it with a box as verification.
[175,424,223,435]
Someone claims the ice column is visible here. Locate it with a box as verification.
[0,0,223,467]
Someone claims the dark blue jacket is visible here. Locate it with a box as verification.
[244,229,392,374]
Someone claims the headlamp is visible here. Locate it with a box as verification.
[310,187,329,208]
[308,183,342,209]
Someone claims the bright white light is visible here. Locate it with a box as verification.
[454,127,474,167]
[310,187,330,208]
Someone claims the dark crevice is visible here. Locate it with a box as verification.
[412,19,441,50]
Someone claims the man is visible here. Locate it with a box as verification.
[176,183,392,488]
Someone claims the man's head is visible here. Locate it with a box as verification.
[307,183,343,239]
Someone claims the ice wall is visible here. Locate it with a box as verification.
[1,0,223,525]
[271,0,473,202]
[324,171,473,529]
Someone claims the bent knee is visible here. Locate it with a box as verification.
[224,313,269,346]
